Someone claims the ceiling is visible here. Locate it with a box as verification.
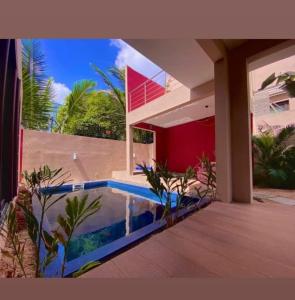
[223,39,247,50]
[143,96,215,128]
[124,39,214,89]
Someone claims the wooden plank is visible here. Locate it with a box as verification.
[82,201,295,278]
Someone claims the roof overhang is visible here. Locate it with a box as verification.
[124,39,214,88]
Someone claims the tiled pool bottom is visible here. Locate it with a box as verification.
[37,180,199,277]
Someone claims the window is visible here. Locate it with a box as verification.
[270,99,290,112]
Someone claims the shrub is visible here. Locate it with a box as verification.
[252,125,295,189]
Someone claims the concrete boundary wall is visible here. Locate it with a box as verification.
[22,129,153,183]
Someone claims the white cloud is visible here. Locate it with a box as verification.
[110,39,162,78]
[51,81,71,105]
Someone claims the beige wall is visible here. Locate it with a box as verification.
[22,129,153,183]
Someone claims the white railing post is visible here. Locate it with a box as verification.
[144,82,147,104]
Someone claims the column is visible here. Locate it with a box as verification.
[214,58,232,202]
[126,124,133,175]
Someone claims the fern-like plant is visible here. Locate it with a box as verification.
[53,194,101,277]
[138,161,196,227]
[20,165,71,276]
[0,203,27,277]
[252,125,295,188]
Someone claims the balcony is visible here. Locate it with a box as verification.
[127,67,182,112]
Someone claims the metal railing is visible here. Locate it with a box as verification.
[128,70,182,112]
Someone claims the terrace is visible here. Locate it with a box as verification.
[82,200,295,278]
[0,39,295,278]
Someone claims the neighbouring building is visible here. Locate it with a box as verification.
[249,54,295,135]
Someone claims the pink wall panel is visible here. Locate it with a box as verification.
[165,117,215,172]
[135,116,215,173]
[127,66,165,111]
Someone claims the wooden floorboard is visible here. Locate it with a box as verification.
[82,201,295,278]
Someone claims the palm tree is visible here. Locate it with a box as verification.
[56,80,96,133]
[91,64,126,113]
[22,39,53,130]
[260,71,295,97]
[252,125,295,188]
[91,64,152,142]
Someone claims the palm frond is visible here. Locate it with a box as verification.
[91,64,126,112]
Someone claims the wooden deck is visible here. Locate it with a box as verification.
[82,200,295,278]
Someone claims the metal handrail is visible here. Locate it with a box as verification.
[128,69,165,94]
[128,70,183,111]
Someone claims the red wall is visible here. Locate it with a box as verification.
[135,116,215,173]
[127,66,165,111]
[165,117,215,172]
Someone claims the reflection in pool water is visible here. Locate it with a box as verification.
[42,187,163,262]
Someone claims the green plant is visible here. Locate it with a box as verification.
[0,203,27,277]
[260,71,295,97]
[92,64,126,113]
[194,154,217,201]
[252,125,295,188]
[72,261,101,278]
[21,39,53,130]
[56,80,96,133]
[138,161,196,227]
[53,194,101,277]
[21,165,71,277]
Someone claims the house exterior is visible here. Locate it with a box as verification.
[126,65,215,174]
[125,44,295,175]
[249,54,295,134]
[122,39,295,204]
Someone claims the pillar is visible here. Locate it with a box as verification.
[214,58,232,202]
[126,124,133,175]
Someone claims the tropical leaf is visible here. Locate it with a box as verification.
[92,64,126,112]
[72,261,101,278]
[58,80,96,133]
[260,73,276,90]
[21,39,53,130]
[53,194,101,277]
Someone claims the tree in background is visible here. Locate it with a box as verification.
[22,40,53,130]
[252,125,295,189]
[91,64,153,143]
[55,80,96,133]
[55,65,153,143]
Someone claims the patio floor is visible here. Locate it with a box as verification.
[82,200,295,278]
[254,187,295,205]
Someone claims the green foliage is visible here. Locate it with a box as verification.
[260,71,295,97]
[53,194,101,277]
[54,81,127,140]
[194,154,217,201]
[0,203,27,277]
[72,261,101,278]
[138,161,196,226]
[54,64,151,143]
[252,125,295,188]
[21,165,71,277]
[55,80,96,133]
[21,39,53,130]
[133,128,154,144]
[92,64,126,113]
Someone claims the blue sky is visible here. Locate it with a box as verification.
[35,39,161,105]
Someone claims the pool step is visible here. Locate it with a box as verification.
[72,183,85,191]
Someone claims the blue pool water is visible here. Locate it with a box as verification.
[36,180,199,277]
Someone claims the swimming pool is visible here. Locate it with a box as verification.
[36,180,200,277]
